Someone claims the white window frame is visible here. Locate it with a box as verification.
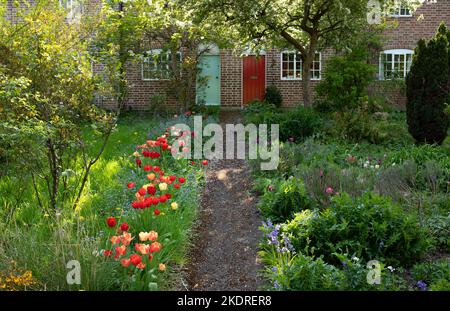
[280,51,321,81]
[389,3,412,17]
[59,0,83,20]
[379,49,414,80]
[141,49,182,81]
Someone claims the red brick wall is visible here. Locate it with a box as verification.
[370,0,450,109]
[5,0,450,111]
[220,49,242,108]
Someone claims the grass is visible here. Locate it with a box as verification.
[0,112,203,290]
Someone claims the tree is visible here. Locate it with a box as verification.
[316,34,378,112]
[91,0,145,112]
[191,0,370,106]
[132,0,223,112]
[406,23,449,145]
[0,0,115,211]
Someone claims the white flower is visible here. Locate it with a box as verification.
[375,164,380,169]
[387,266,395,272]
[352,256,359,262]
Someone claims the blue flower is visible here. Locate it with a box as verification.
[416,280,427,291]
[274,280,280,290]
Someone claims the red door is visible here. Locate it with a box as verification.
[243,56,266,105]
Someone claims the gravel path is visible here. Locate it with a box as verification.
[186,111,263,291]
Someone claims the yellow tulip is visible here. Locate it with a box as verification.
[159,183,168,191]
[171,202,178,210]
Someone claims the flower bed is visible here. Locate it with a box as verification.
[99,125,208,290]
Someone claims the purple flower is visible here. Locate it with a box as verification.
[274,280,280,289]
[417,281,427,291]
[319,170,324,177]
[267,184,274,192]
[288,136,295,142]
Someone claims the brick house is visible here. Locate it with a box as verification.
[5,0,450,111]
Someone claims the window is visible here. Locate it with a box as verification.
[142,49,182,81]
[281,51,321,80]
[389,3,412,17]
[379,49,414,80]
[59,0,83,20]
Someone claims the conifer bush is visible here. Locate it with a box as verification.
[406,23,450,145]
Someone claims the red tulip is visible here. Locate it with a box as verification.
[154,209,161,216]
[136,158,142,167]
[104,250,112,257]
[178,177,186,184]
[174,183,180,189]
[106,217,116,228]
[149,242,162,253]
[127,182,135,189]
[143,165,152,172]
[120,222,129,232]
[159,195,167,203]
[130,254,142,266]
[147,185,156,195]
[138,188,147,196]
[202,160,208,166]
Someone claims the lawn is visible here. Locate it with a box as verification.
[0,112,204,290]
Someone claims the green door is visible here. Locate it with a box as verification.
[197,55,221,106]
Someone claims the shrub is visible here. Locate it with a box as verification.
[426,215,450,252]
[301,164,375,206]
[244,103,321,142]
[264,85,283,108]
[330,107,387,143]
[315,53,375,112]
[260,250,406,291]
[243,100,276,115]
[258,176,312,222]
[406,23,449,145]
[412,259,450,291]
[283,193,429,266]
[279,106,322,142]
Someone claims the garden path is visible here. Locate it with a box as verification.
[185,111,263,291]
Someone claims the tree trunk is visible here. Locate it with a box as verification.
[301,53,313,107]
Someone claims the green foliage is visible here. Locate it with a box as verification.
[258,177,312,222]
[264,85,283,108]
[406,23,449,145]
[316,54,376,112]
[243,100,276,116]
[279,106,322,142]
[412,259,450,290]
[330,107,387,144]
[283,193,428,266]
[0,1,115,210]
[244,105,321,143]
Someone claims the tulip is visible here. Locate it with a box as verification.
[120,222,129,232]
[171,202,178,211]
[106,217,116,228]
[149,242,161,253]
[158,183,168,191]
[121,258,131,267]
[130,254,142,266]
